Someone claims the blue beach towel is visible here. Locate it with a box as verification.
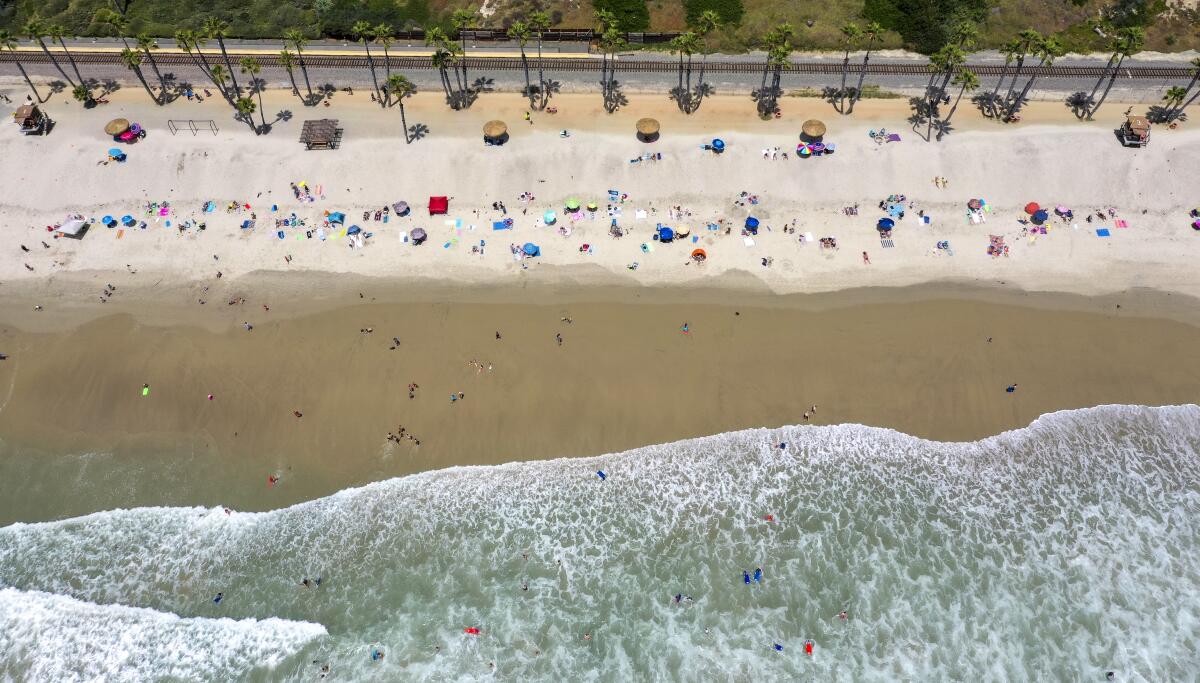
[1096,228,1111,237]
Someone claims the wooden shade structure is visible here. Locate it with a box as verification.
[483,120,509,144]
[636,117,660,142]
[801,119,826,141]
[104,118,130,135]
[299,119,343,150]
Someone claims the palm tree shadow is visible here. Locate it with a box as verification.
[89,78,122,98]
[603,79,628,113]
[48,80,67,96]
[821,86,844,113]
[907,96,933,141]
[750,86,782,118]
[471,76,494,93]
[1066,91,1092,119]
[409,123,430,141]
[1145,104,1184,124]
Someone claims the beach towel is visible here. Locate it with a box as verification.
[492,221,512,231]
[317,228,326,241]
[116,229,124,239]
[886,134,901,142]
[1115,219,1128,228]
[277,230,285,240]
[804,232,814,243]
[1096,228,1111,237]
[743,237,755,247]
[400,231,408,243]
[635,210,647,220]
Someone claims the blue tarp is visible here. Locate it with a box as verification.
[523,242,541,256]
[328,212,346,224]
[492,220,513,231]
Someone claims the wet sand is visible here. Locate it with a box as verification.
[1,280,1198,524]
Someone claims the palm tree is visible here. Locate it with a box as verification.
[692,10,721,113]
[47,24,86,87]
[938,69,979,140]
[93,9,131,48]
[284,29,315,103]
[985,38,1021,118]
[234,96,258,133]
[210,63,229,97]
[72,83,94,106]
[239,56,268,131]
[120,48,157,103]
[175,29,213,82]
[669,32,700,113]
[507,21,535,106]
[1170,58,1200,119]
[384,73,417,143]
[1000,30,1041,118]
[23,18,74,87]
[135,33,167,102]
[451,7,476,92]
[1085,27,1145,119]
[279,49,301,98]
[0,29,43,101]
[1160,86,1188,121]
[925,44,965,140]
[203,17,240,97]
[755,23,793,117]
[351,21,382,101]
[374,23,395,82]
[529,11,551,110]
[848,21,882,114]
[426,27,458,109]
[1004,36,1062,121]
[837,22,862,114]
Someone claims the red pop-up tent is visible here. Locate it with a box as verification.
[428,196,449,215]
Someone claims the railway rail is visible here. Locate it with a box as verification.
[0,50,1191,79]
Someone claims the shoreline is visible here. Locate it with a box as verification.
[2,283,1199,524]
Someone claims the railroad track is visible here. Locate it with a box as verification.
[0,50,1192,79]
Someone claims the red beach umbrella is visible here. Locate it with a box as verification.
[1024,202,1040,215]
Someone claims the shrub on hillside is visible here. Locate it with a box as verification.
[683,0,745,28]
[593,0,650,32]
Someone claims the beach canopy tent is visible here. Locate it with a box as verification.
[56,218,88,237]
[801,119,826,141]
[104,118,130,136]
[392,201,410,216]
[636,118,660,142]
[102,215,115,226]
[1024,202,1041,215]
[411,228,427,244]
[675,226,690,237]
[745,216,760,234]
[428,196,449,215]
[711,138,725,153]
[877,217,895,230]
[1193,219,1200,231]
[483,120,508,145]
[121,215,135,226]
[657,226,675,242]
[523,242,541,257]
[544,211,557,224]
[328,211,346,224]
[299,119,343,150]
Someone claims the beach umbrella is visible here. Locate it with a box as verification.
[410,228,427,244]
[967,199,982,210]
[102,215,114,225]
[711,138,725,153]
[129,123,142,135]
[801,119,827,140]
[347,225,362,235]
[565,198,580,212]
[810,142,826,154]
[877,217,895,230]
[745,217,760,229]
[1024,202,1040,215]
[107,148,123,157]
[1193,220,1200,231]
[675,226,691,237]
[121,215,135,226]
[636,118,660,142]
[657,226,675,242]
[543,211,557,225]
[328,212,346,224]
[483,120,507,142]
[104,118,130,136]
[1031,209,1049,224]
[392,201,410,216]
[691,248,707,262]
[586,202,598,212]
[522,242,540,256]
[798,145,812,157]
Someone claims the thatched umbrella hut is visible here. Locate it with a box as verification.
[636,117,660,143]
[800,119,826,142]
[483,120,509,145]
[104,118,130,136]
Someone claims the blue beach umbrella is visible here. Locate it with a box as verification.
[107,148,122,157]
[745,217,760,229]
[657,226,675,242]
[877,217,895,230]
[712,138,725,153]
[102,215,114,225]
[1031,209,1049,225]
[121,215,135,226]
[347,225,362,235]
[543,211,557,225]
[522,242,541,257]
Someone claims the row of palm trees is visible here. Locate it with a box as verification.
[3,14,1199,141]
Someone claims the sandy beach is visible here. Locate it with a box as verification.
[1,88,1199,521]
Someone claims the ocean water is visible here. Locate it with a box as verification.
[1,405,1198,682]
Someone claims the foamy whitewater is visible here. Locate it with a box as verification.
[1,405,1198,681]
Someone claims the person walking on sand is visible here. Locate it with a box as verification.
[862,251,871,265]
[556,333,563,346]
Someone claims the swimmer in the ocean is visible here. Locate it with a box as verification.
[754,567,763,582]
[213,592,223,604]
[743,571,751,584]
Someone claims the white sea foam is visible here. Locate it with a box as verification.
[1,405,1198,681]
[0,587,325,682]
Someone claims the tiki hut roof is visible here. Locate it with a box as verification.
[636,118,660,136]
[801,119,826,138]
[104,118,130,135]
[483,120,507,138]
